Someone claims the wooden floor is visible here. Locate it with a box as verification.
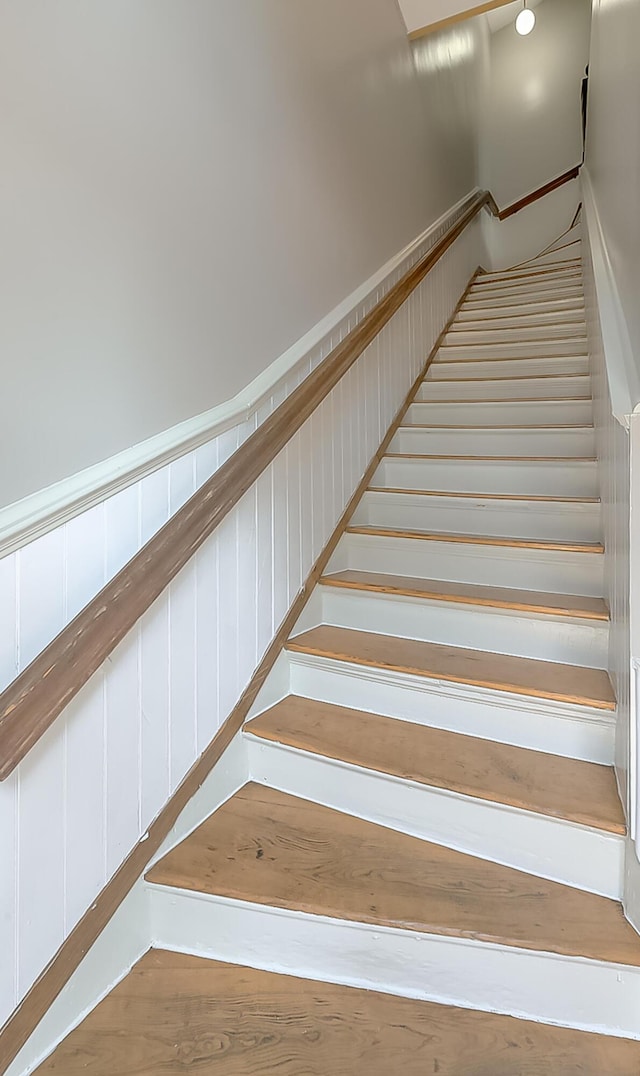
[35,950,640,1075]
[146,784,640,965]
[245,696,625,833]
[286,625,617,710]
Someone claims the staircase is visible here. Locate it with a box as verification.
[34,252,640,1073]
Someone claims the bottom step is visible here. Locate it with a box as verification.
[36,950,640,1074]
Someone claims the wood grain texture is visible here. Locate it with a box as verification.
[367,487,599,502]
[320,569,610,619]
[245,696,624,833]
[0,265,481,1076]
[346,525,604,553]
[285,626,617,710]
[35,949,640,1075]
[0,194,489,784]
[146,785,636,963]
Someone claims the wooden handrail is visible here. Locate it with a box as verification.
[491,166,581,221]
[0,190,489,780]
[0,167,582,780]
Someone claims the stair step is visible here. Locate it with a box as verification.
[286,626,615,710]
[321,569,609,620]
[346,525,603,554]
[390,425,595,457]
[146,784,632,961]
[354,489,602,543]
[444,324,587,345]
[470,274,582,297]
[417,377,592,401]
[427,356,590,379]
[455,306,584,327]
[375,455,598,497]
[409,399,592,422]
[463,286,584,310]
[436,340,587,362]
[246,697,623,833]
[35,950,640,1076]
[476,262,582,285]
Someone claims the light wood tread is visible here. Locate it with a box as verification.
[346,525,604,553]
[320,569,610,620]
[245,696,624,833]
[146,785,634,963]
[434,353,588,363]
[367,487,600,503]
[285,626,617,711]
[385,453,596,462]
[34,950,640,1076]
[419,394,592,402]
[400,423,594,430]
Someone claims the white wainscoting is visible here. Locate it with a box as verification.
[582,222,631,814]
[0,203,484,1030]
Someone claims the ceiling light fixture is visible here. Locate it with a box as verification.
[515,1,536,35]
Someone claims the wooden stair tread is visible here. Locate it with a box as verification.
[34,950,640,1076]
[367,487,600,502]
[346,525,604,553]
[321,569,609,620]
[245,696,624,833]
[400,423,593,430]
[146,785,634,963]
[384,453,596,461]
[285,626,616,710]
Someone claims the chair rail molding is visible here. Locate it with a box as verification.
[0,188,481,561]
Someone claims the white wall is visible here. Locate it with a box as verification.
[586,0,640,387]
[0,0,482,510]
[480,0,590,267]
[0,198,484,1034]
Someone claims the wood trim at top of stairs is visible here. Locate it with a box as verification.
[0,261,479,1076]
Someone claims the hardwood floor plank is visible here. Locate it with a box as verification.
[285,626,616,710]
[245,696,624,833]
[146,785,636,963]
[320,569,609,619]
[34,950,640,1075]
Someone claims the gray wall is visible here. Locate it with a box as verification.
[0,0,483,508]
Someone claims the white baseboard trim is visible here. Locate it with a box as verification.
[581,168,638,428]
[0,188,479,558]
[147,885,640,1039]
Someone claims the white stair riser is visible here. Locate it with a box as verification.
[437,340,587,362]
[148,887,640,1038]
[455,309,585,329]
[470,277,583,300]
[416,376,591,401]
[390,427,596,457]
[445,324,586,345]
[246,737,623,898]
[288,654,615,764]
[525,248,581,267]
[477,270,582,291]
[463,288,584,311]
[408,398,593,424]
[375,457,598,497]
[315,586,608,667]
[354,491,602,543]
[480,260,580,279]
[330,533,605,596]
[426,357,590,379]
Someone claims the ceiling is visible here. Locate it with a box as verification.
[398,0,545,39]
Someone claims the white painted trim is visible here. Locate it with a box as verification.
[0,189,480,559]
[245,734,624,897]
[147,885,640,1038]
[581,168,638,429]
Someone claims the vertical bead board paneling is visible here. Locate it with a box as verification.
[583,229,631,811]
[0,205,483,1030]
